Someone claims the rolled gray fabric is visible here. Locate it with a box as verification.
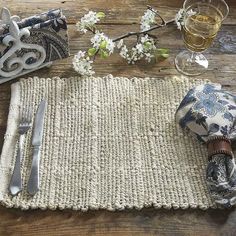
[176,83,236,208]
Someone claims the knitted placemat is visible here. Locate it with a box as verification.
[0,75,217,210]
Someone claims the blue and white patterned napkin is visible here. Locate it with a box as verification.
[176,83,236,208]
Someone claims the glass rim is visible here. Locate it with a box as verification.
[183,0,229,21]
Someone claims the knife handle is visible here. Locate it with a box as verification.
[9,135,24,196]
[27,146,40,195]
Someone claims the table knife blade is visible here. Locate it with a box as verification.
[27,99,47,195]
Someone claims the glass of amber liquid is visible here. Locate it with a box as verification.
[175,0,229,76]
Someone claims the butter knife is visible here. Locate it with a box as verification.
[27,100,47,195]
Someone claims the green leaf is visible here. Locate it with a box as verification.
[155,48,169,59]
[144,42,151,49]
[160,53,169,58]
[96,12,105,18]
[99,50,109,59]
[100,40,107,49]
[156,48,169,54]
[88,48,97,56]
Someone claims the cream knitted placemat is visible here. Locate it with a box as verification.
[0,75,217,210]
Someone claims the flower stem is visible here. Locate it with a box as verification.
[112,19,174,42]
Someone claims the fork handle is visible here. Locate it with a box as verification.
[27,146,40,195]
[9,135,24,196]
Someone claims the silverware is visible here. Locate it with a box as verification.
[9,105,32,196]
[27,99,47,195]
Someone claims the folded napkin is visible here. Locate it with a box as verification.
[0,76,221,210]
[176,84,236,208]
[0,9,69,82]
[0,9,62,35]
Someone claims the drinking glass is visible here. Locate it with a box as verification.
[175,0,229,76]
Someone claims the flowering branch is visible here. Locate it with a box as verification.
[73,6,175,76]
[175,8,197,30]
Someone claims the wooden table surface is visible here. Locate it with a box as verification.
[1,0,236,235]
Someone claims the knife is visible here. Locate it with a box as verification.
[27,99,47,195]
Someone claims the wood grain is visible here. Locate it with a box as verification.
[0,0,236,235]
[0,207,236,236]
[4,0,236,24]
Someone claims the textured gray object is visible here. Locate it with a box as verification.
[0,75,218,210]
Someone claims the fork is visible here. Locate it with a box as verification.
[9,105,32,196]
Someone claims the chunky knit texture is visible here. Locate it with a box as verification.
[0,75,217,210]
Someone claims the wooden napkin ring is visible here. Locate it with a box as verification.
[207,137,233,159]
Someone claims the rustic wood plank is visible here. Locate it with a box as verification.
[0,24,234,81]
[2,0,236,25]
[0,206,236,236]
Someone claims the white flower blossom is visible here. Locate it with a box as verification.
[140,9,156,31]
[91,32,115,55]
[119,45,133,64]
[119,45,128,57]
[175,9,184,30]
[130,46,143,63]
[144,52,153,62]
[116,39,124,49]
[106,38,115,53]
[119,35,156,64]
[136,43,143,53]
[140,34,149,43]
[175,9,196,30]
[73,51,95,76]
[141,35,156,62]
[76,11,100,33]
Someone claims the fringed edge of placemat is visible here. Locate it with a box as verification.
[0,202,219,211]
